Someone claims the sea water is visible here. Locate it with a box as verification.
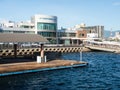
[0,52,120,90]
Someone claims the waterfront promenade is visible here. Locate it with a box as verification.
[86,45,116,52]
[85,41,120,53]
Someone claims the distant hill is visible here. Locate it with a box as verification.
[104,30,111,38]
[104,30,120,38]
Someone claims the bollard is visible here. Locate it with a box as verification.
[44,56,47,63]
[37,56,41,63]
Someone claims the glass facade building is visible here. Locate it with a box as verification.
[31,14,57,43]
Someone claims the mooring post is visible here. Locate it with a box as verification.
[14,44,17,58]
[40,44,44,62]
[45,56,47,62]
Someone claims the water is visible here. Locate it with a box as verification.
[0,52,120,90]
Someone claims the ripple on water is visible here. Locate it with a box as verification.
[0,52,120,90]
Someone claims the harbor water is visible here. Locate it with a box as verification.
[0,52,120,90]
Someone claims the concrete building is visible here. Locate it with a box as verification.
[58,24,104,45]
[109,31,120,41]
[58,28,76,45]
[81,25,104,38]
[58,28,86,45]
[0,20,15,28]
[87,33,98,38]
[0,20,35,34]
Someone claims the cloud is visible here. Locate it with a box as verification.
[113,2,120,6]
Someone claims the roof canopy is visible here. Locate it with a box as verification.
[0,33,49,43]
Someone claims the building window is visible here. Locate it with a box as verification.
[37,23,57,31]
[79,33,84,37]
[38,32,56,37]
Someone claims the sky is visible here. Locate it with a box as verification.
[0,0,120,30]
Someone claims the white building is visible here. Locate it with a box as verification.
[110,32,120,40]
[0,20,15,28]
[115,32,120,39]
[87,33,98,38]
[15,21,35,29]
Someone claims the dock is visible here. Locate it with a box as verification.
[0,60,88,77]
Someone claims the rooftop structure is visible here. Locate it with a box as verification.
[0,33,48,43]
[0,33,48,59]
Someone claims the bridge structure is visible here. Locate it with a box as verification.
[86,45,116,52]
[85,40,120,53]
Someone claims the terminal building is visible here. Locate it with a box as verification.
[0,14,104,45]
[0,14,57,44]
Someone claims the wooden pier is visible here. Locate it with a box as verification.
[0,60,88,77]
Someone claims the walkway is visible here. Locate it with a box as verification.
[85,41,120,53]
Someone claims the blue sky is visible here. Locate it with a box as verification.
[0,0,120,30]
